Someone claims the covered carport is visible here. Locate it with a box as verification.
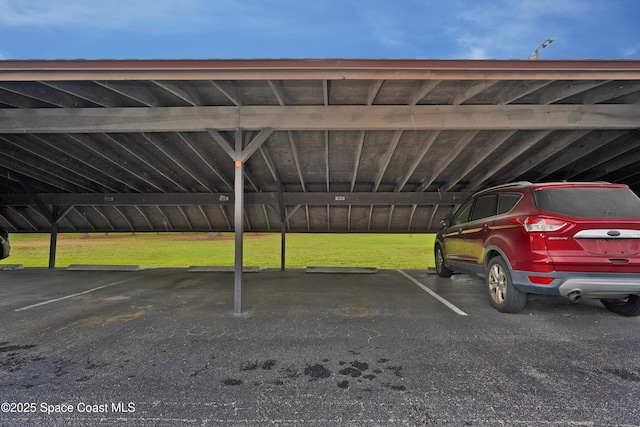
[1,59,640,315]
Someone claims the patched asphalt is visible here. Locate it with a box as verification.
[1,268,639,426]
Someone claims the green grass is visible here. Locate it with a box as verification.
[5,233,436,269]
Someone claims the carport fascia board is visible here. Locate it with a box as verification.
[2,105,639,133]
[2,58,640,81]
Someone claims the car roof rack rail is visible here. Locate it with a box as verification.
[478,181,532,194]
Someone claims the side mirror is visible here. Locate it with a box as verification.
[440,218,451,228]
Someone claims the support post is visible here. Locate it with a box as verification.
[280,222,286,272]
[49,220,58,269]
[234,128,244,315]
[277,175,286,271]
[17,176,60,269]
[47,206,74,269]
[208,127,273,315]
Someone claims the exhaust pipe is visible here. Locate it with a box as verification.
[568,291,582,302]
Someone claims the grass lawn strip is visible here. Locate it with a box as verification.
[5,233,436,270]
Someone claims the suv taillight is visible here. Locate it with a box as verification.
[511,216,569,233]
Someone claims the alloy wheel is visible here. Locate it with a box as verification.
[488,263,507,304]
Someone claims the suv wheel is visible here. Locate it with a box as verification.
[600,296,640,317]
[434,245,453,278]
[486,256,527,313]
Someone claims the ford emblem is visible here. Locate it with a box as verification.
[607,230,621,237]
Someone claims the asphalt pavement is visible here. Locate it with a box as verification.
[1,267,639,426]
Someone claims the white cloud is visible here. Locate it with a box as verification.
[465,46,489,60]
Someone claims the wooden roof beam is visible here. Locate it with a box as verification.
[4,105,640,132]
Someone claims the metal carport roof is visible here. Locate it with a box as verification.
[1,59,640,236]
[1,58,640,312]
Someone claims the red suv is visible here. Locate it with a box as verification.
[434,182,640,315]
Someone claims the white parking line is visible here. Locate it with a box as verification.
[15,276,138,312]
[397,270,468,316]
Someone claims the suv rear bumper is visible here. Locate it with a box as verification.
[511,270,640,298]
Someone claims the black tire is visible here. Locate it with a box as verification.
[600,295,640,316]
[434,244,453,278]
[486,256,527,313]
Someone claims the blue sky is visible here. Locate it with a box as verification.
[0,0,639,60]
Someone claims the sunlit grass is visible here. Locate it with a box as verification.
[4,233,436,269]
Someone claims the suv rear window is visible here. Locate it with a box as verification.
[498,193,522,214]
[534,187,640,218]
